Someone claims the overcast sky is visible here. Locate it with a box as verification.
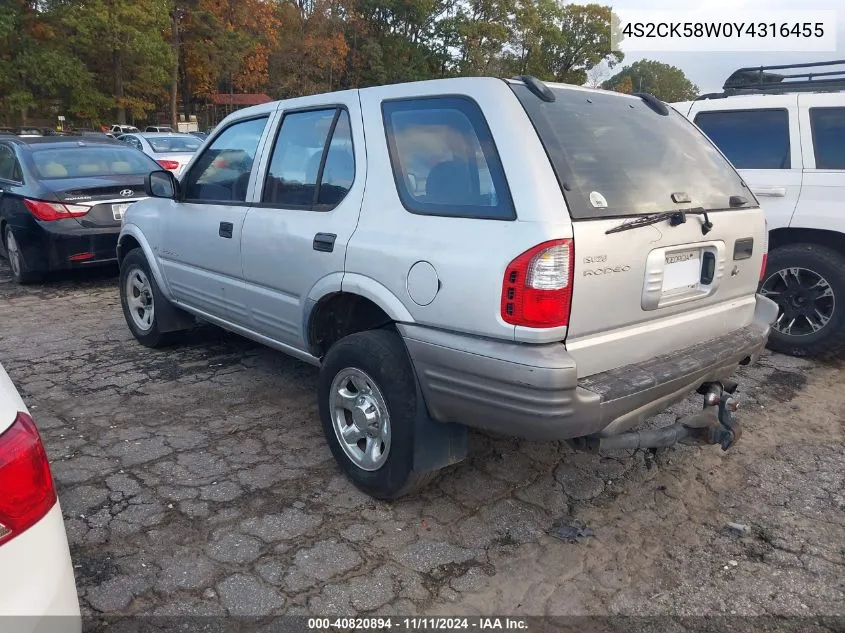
[607,0,844,93]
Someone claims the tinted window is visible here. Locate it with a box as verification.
[318,112,354,206]
[382,98,514,219]
[184,116,268,202]
[0,145,21,182]
[694,109,790,170]
[513,86,750,219]
[263,109,336,207]
[147,136,201,153]
[25,145,159,179]
[810,107,845,169]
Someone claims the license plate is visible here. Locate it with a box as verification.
[662,249,701,292]
[112,203,129,221]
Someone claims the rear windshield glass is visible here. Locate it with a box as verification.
[511,84,750,219]
[26,145,159,179]
[148,136,201,153]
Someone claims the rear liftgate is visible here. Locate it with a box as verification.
[571,380,743,453]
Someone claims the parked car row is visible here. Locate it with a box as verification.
[0,137,158,283]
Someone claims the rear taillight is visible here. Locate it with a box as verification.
[501,239,574,328]
[0,412,57,546]
[23,198,89,222]
[760,220,769,282]
[157,160,179,170]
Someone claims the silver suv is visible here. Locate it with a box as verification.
[117,76,777,498]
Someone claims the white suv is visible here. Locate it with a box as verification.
[674,60,845,357]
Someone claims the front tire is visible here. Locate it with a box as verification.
[318,329,438,499]
[4,226,39,284]
[119,248,177,348]
[760,244,845,357]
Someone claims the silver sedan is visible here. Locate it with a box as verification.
[117,132,202,176]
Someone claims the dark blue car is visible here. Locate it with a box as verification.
[0,136,160,283]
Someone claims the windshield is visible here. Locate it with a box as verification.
[148,136,201,153]
[511,84,751,219]
[27,145,159,179]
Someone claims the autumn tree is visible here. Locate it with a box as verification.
[3,0,633,126]
[0,0,101,124]
[506,1,621,84]
[602,59,698,102]
[60,0,173,123]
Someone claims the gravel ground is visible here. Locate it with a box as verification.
[0,260,842,629]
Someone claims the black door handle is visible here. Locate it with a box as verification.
[219,222,233,238]
[313,233,336,253]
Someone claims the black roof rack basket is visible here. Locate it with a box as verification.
[697,59,845,100]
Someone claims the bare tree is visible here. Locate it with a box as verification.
[585,64,608,89]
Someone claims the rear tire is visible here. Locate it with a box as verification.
[318,329,439,499]
[3,226,39,284]
[760,243,845,357]
[119,248,179,348]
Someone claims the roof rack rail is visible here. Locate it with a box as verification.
[697,59,845,100]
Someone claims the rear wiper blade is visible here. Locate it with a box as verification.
[606,207,715,235]
[605,210,686,234]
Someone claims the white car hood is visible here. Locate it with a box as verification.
[0,363,26,435]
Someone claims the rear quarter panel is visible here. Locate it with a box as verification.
[351,78,574,341]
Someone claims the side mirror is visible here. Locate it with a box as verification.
[145,169,178,199]
[407,173,418,194]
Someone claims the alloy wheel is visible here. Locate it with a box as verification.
[761,266,835,337]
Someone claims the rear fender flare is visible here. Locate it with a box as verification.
[339,273,415,323]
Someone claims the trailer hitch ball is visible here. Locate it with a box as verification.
[704,389,721,407]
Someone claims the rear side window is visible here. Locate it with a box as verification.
[513,85,749,218]
[382,97,514,220]
[694,109,790,169]
[262,108,354,209]
[184,116,268,203]
[809,107,845,169]
[0,145,22,182]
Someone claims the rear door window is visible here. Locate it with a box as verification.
[0,145,22,182]
[512,85,749,219]
[809,107,845,169]
[694,109,791,170]
[382,97,514,220]
[262,108,354,209]
[184,116,268,203]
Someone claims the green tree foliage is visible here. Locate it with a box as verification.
[602,59,699,102]
[3,0,626,126]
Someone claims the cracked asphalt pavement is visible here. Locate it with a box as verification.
[0,261,843,625]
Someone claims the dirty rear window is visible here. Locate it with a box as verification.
[148,136,202,153]
[512,84,749,219]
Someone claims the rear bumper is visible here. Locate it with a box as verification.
[400,295,778,440]
[0,504,81,630]
[14,220,119,272]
